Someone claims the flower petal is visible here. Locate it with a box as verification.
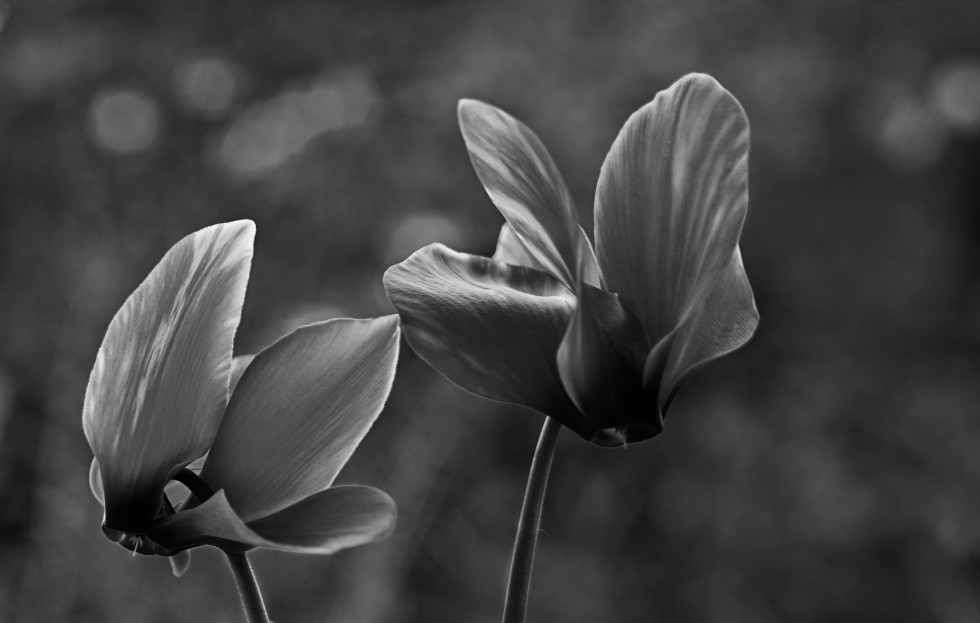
[229,354,255,395]
[494,223,602,289]
[458,99,584,288]
[383,243,597,439]
[149,487,395,555]
[169,550,191,577]
[147,490,260,553]
[595,74,750,344]
[245,485,396,554]
[649,247,758,411]
[200,316,400,521]
[82,221,254,532]
[89,458,104,506]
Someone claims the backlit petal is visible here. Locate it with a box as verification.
[82,221,254,532]
[384,243,598,439]
[150,487,395,555]
[595,74,750,344]
[494,223,602,288]
[245,485,396,554]
[651,247,758,411]
[169,550,191,577]
[201,317,400,521]
[458,99,582,288]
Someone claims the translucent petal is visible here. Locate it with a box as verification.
[459,99,584,288]
[82,221,254,532]
[651,248,758,411]
[150,487,395,555]
[245,485,396,554]
[201,317,400,521]
[595,74,750,345]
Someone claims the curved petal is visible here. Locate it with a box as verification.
[595,74,750,345]
[148,490,261,553]
[383,243,598,440]
[494,223,603,290]
[229,354,255,396]
[245,485,396,554]
[169,550,191,577]
[201,317,400,521]
[649,247,758,411]
[458,99,585,288]
[149,487,395,555]
[82,221,255,532]
[89,458,104,506]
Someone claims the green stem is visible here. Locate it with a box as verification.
[225,551,271,623]
[173,469,270,623]
[502,416,562,623]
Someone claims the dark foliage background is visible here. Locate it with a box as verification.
[1,0,980,621]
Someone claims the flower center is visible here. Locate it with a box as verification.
[102,493,176,556]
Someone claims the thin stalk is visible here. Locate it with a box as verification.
[173,469,270,623]
[225,551,270,623]
[502,416,562,623]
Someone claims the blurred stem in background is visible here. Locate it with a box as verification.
[502,416,561,623]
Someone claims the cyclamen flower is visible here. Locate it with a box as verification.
[384,74,758,447]
[84,220,399,575]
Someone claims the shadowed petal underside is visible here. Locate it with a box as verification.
[384,243,600,439]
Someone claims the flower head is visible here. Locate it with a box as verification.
[84,220,400,574]
[384,74,758,447]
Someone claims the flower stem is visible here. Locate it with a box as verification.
[172,469,270,623]
[225,551,270,623]
[502,416,562,623]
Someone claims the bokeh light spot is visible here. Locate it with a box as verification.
[382,212,468,266]
[930,59,980,131]
[876,95,946,170]
[88,88,161,155]
[218,70,377,178]
[174,54,239,117]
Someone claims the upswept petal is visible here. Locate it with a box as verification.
[595,73,750,344]
[201,317,400,522]
[493,223,549,272]
[458,99,584,288]
[245,485,396,554]
[82,221,255,532]
[651,247,758,411]
[494,223,601,288]
[383,243,597,439]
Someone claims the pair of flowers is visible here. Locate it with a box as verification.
[84,73,757,573]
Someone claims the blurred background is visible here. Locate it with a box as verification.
[1,0,980,621]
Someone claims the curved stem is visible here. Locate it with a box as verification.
[226,552,271,623]
[502,416,562,623]
[172,469,270,623]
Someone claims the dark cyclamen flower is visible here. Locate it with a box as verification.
[84,220,399,575]
[384,74,758,447]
